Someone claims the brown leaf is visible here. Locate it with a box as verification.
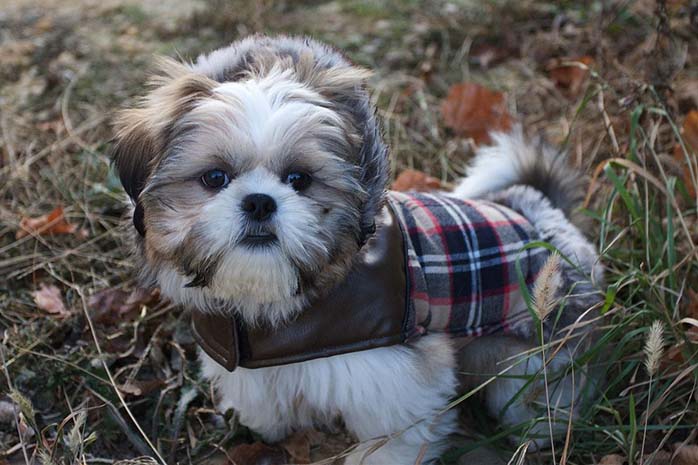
[547,56,594,98]
[676,79,698,113]
[440,82,513,145]
[674,443,698,465]
[88,287,160,325]
[118,379,165,397]
[309,430,353,462]
[673,110,698,199]
[392,169,443,192]
[663,343,685,369]
[597,454,625,465]
[662,291,698,367]
[684,288,698,320]
[227,442,288,465]
[647,450,673,464]
[16,206,86,239]
[32,283,70,318]
[279,430,325,464]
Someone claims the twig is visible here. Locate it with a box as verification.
[597,86,620,155]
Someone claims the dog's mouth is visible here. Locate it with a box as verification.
[240,232,278,247]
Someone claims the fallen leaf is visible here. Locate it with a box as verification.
[663,343,685,369]
[646,450,672,464]
[440,82,513,145]
[32,283,70,318]
[227,442,288,465]
[16,206,86,239]
[118,379,165,397]
[674,443,698,465]
[684,288,698,320]
[676,79,698,113]
[392,169,443,192]
[547,56,594,98]
[279,430,325,464]
[673,110,698,199]
[280,435,310,464]
[88,287,160,325]
[308,430,353,462]
[597,454,625,465]
[662,315,698,369]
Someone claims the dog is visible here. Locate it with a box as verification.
[111,35,603,464]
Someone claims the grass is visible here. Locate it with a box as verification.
[1,0,697,464]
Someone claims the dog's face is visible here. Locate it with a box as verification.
[112,38,388,324]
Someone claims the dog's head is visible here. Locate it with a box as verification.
[112,36,388,324]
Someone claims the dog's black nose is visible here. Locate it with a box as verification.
[241,193,277,221]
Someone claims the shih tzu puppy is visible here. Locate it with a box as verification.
[112,35,603,464]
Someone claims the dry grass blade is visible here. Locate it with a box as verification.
[113,458,160,465]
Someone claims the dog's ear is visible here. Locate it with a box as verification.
[294,51,372,100]
[111,108,159,205]
[111,108,160,236]
[111,58,217,235]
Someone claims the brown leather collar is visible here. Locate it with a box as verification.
[191,202,415,371]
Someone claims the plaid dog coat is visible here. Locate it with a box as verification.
[389,191,549,339]
[192,191,550,371]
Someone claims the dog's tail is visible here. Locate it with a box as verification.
[452,127,585,225]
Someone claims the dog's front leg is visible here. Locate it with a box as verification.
[199,351,312,443]
[337,334,459,465]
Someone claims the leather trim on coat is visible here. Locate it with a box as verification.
[191,201,412,371]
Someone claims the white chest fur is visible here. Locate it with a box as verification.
[199,333,458,463]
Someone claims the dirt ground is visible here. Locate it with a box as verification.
[2,1,698,464]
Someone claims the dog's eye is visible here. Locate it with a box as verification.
[201,169,230,189]
[284,172,312,191]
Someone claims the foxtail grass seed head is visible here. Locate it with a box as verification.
[644,321,665,376]
[532,252,562,321]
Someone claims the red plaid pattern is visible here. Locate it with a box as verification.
[389,191,549,338]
